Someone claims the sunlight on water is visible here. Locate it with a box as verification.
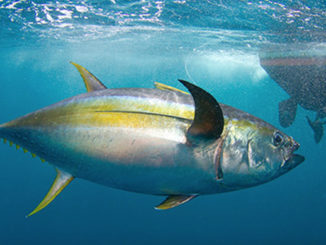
[185,51,268,85]
[1,0,325,45]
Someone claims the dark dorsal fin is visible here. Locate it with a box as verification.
[178,79,224,143]
[70,62,107,92]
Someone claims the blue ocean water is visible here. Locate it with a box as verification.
[0,1,325,244]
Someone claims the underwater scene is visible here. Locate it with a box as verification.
[0,1,325,244]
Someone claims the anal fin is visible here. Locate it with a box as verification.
[27,168,74,217]
[155,195,197,210]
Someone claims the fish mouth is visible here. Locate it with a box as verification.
[281,154,305,171]
[281,138,304,170]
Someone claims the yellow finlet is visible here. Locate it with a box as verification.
[27,168,74,217]
[154,82,189,95]
[155,195,196,210]
[23,148,28,153]
[9,141,13,146]
[16,145,20,150]
[40,158,46,163]
[31,153,36,158]
[70,62,107,92]
[3,138,7,144]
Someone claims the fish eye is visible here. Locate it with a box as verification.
[273,131,284,147]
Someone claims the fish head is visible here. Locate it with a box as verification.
[222,119,305,188]
[247,128,304,178]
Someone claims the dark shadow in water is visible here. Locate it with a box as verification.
[259,45,326,143]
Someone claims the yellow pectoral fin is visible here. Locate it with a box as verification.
[155,195,197,210]
[27,168,74,217]
[154,82,189,95]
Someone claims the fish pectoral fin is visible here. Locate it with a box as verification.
[155,195,197,210]
[154,82,189,95]
[70,62,107,92]
[178,80,224,144]
[279,97,297,127]
[27,168,74,217]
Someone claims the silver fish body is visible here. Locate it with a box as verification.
[0,63,304,215]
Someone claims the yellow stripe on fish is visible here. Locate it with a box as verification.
[4,97,194,129]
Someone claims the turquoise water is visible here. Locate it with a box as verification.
[0,1,325,244]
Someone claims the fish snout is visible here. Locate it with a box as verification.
[287,137,300,153]
[291,137,300,152]
[281,137,304,170]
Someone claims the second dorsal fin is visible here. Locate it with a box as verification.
[154,82,189,95]
[178,79,224,143]
[70,62,107,92]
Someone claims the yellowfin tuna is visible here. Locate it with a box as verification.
[0,62,304,216]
